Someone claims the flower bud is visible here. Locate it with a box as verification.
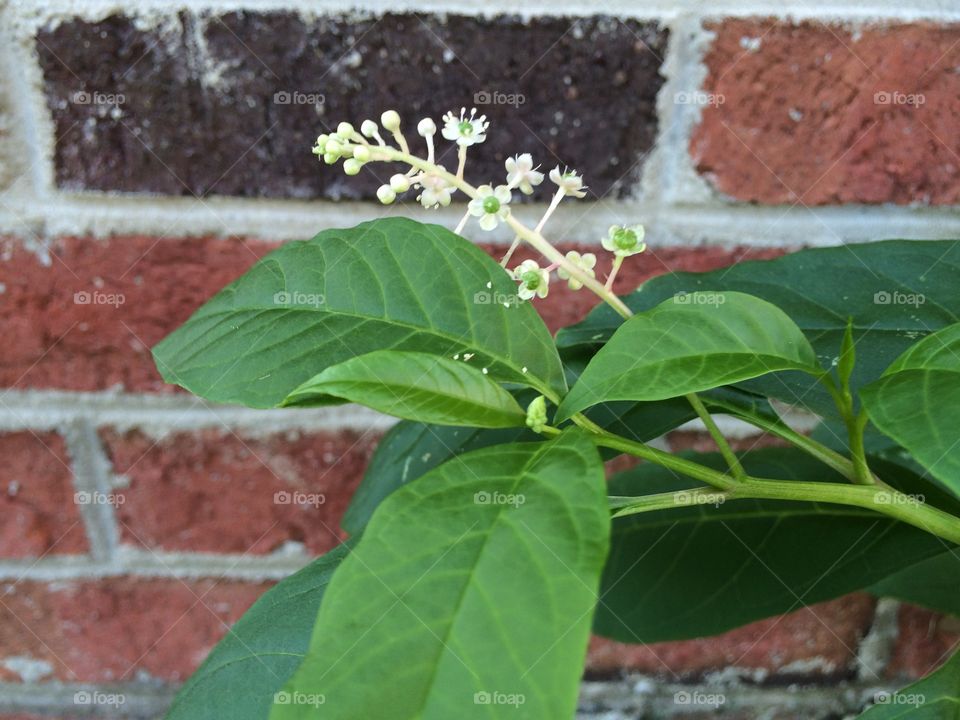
[417,118,437,137]
[390,173,410,193]
[381,110,402,132]
[343,158,362,175]
[323,152,338,165]
[360,119,379,137]
[324,139,342,157]
[336,121,354,139]
[377,185,397,204]
[353,145,371,162]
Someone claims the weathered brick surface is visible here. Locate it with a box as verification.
[0,578,268,682]
[36,12,666,200]
[586,594,876,679]
[100,428,377,554]
[887,604,960,680]
[692,20,960,205]
[0,431,88,558]
[0,234,779,392]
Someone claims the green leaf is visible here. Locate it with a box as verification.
[862,323,960,494]
[282,350,526,428]
[273,432,609,720]
[556,292,819,421]
[871,549,960,617]
[557,239,960,416]
[856,649,960,718]
[596,448,952,643]
[165,543,351,720]
[153,218,566,408]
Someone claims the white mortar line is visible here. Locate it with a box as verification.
[0,680,174,717]
[62,419,121,562]
[0,389,397,435]
[855,598,901,681]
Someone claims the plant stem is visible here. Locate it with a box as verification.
[703,396,865,483]
[820,373,875,485]
[572,414,737,490]
[605,255,624,291]
[612,480,960,545]
[685,393,746,481]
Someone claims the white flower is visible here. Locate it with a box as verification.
[557,251,597,290]
[601,224,646,257]
[505,154,544,195]
[512,259,550,300]
[549,166,587,198]
[441,107,489,146]
[468,185,511,231]
[416,173,454,209]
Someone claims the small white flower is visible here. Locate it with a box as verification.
[601,224,646,257]
[416,173,454,209]
[441,107,489,146]
[417,118,437,137]
[513,259,550,300]
[557,251,597,290]
[468,184,512,231]
[505,154,544,195]
[549,166,587,198]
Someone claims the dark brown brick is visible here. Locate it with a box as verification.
[100,427,378,554]
[691,20,960,205]
[0,431,88,558]
[0,578,268,682]
[37,12,666,200]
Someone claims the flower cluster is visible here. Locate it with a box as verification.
[311,108,646,303]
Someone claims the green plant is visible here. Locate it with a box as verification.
[156,109,960,719]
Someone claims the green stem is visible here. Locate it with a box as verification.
[572,414,736,490]
[613,480,960,545]
[704,396,864,483]
[685,393,746,481]
[820,373,874,485]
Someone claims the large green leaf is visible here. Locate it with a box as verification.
[596,448,953,643]
[165,543,351,720]
[857,649,960,718]
[153,218,566,408]
[556,292,819,421]
[862,324,960,494]
[282,350,526,428]
[871,549,960,617]
[557,240,960,416]
[273,432,609,720]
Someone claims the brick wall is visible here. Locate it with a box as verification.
[0,1,958,718]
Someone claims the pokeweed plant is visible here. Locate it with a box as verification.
[156,109,960,720]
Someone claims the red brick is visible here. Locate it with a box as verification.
[692,20,960,205]
[586,594,876,679]
[0,431,87,558]
[887,604,960,680]
[667,431,789,455]
[0,578,267,682]
[100,427,377,555]
[0,234,780,391]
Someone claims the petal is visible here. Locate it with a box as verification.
[479,214,498,231]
